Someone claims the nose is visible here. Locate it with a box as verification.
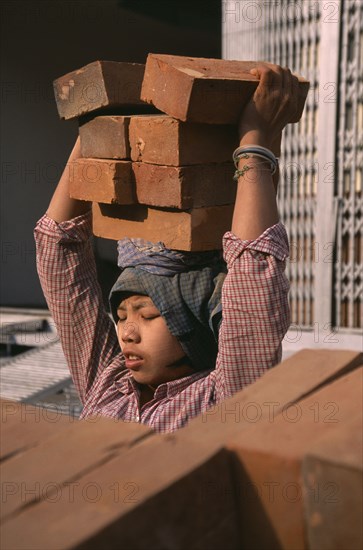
[120,321,140,343]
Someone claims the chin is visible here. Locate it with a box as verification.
[131,372,160,386]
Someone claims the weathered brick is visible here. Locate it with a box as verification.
[69,159,235,209]
[1,415,152,522]
[92,202,234,250]
[69,158,135,204]
[53,60,158,120]
[129,114,239,165]
[133,162,236,209]
[226,366,363,550]
[79,115,132,159]
[302,412,362,550]
[141,53,309,124]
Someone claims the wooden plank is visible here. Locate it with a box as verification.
[1,415,152,522]
[0,400,73,462]
[302,412,362,550]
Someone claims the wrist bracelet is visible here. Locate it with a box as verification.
[233,145,278,174]
[233,145,278,164]
[234,150,278,173]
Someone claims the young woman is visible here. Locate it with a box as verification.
[35,63,298,432]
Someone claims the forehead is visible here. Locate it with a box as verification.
[118,294,154,308]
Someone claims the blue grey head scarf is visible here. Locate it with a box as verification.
[109,237,227,371]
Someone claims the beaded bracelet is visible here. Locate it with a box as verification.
[233,164,273,181]
[234,152,277,174]
[233,165,251,180]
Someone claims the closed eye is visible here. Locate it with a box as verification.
[142,315,160,321]
[117,313,159,322]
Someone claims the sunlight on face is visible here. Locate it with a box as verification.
[117,295,194,387]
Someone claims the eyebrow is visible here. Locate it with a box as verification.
[117,300,154,312]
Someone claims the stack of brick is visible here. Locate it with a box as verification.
[53,54,310,251]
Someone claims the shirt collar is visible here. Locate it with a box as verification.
[114,368,211,399]
[164,369,211,398]
[114,370,136,395]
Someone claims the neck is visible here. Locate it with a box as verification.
[139,384,155,407]
[167,354,194,369]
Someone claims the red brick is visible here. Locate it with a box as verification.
[53,60,157,120]
[92,202,234,250]
[1,415,152,521]
[132,161,236,209]
[71,159,235,209]
[69,158,135,204]
[141,53,310,124]
[302,412,362,550]
[129,114,239,165]
[79,115,132,159]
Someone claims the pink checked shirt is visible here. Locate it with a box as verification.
[34,211,290,433]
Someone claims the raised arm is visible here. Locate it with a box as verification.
[232,63,299,238]
[214,63,298,399]
[46,136,91,222]
[34,136,122,402]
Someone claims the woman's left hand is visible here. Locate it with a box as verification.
[238,62,300,149]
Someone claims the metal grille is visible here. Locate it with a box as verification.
[222,0,362,334]
[260,0,320,327]
[335,0,363,329]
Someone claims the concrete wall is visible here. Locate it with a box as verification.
[0,0,221,307]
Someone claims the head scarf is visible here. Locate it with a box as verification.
[109,237,227,371]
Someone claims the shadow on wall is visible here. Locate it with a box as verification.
[1,0,221,308]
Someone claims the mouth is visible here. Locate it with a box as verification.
[124,352,144,370]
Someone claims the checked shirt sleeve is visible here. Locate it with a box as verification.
[214,221,291,401]
[34,211,121,403]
